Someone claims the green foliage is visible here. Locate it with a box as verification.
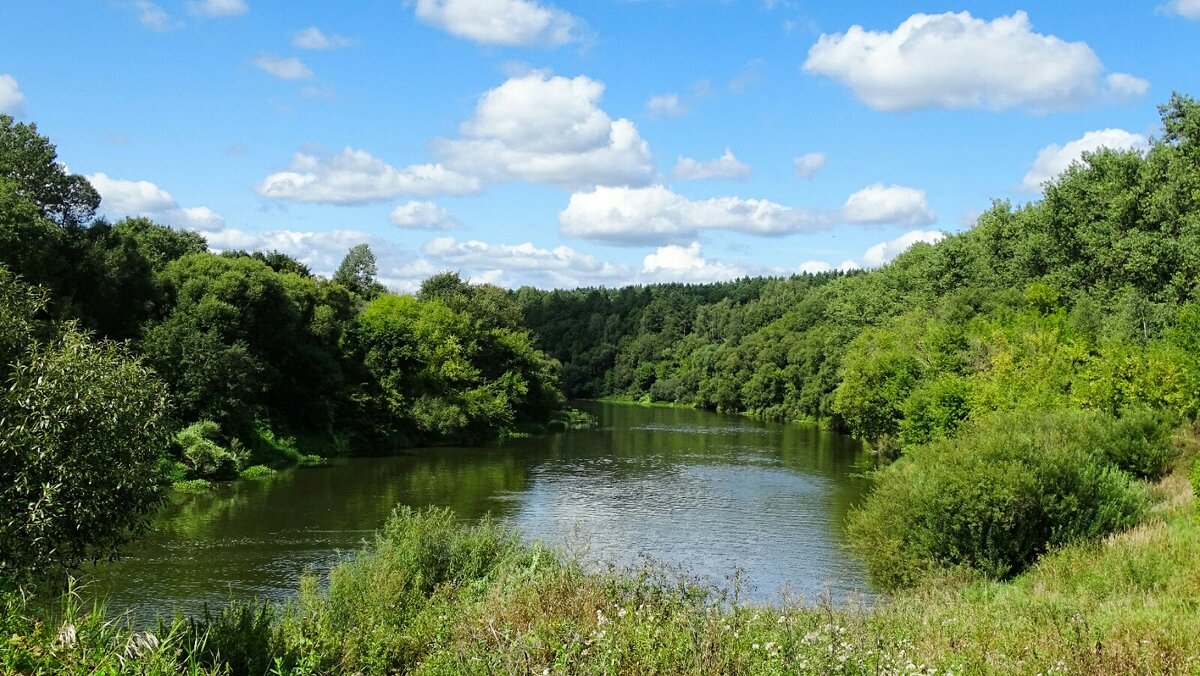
[333,243,386,301]
[175,421,247,481]
[848,410,1148,589]
[177,599,290,676]
[0,114,99,227]
[0,268,172,585]
[173,479,214,494]
[1099,407,1179,480]
[353,291,564,443]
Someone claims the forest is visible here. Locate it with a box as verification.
[2,95,1200,673]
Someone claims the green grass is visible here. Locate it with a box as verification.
[29,479,1189,675]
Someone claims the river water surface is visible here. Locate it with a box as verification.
[87,402,873,620]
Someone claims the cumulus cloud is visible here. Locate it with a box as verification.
[793,152,826,180]
[433,72,655,189]
[0,74,24,115]
[389,201,461,230]
[672,149,752,181]
[256,147,482,204]
[421,236,630,287]
[1104,73,1151,102]
[1162,0,1200,19]
[804,11,1141,111]
[186,0,247,17]
[410,0,583,46]
[87,173,226,231]
[860,229,946,267]
[131,0,176,30]
[293,27,357,50]
[253,54,313,80]
[641,242,743,283]
[646,93,686,118]
[559,185,835,245]
[1020,128,1149,192]
[841,184,936,226]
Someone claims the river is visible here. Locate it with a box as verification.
[86,401,873,621]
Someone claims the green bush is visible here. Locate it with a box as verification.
[1099,406,1178,480]
[848,410,1147,589]
[172,479,213,494]
[284,506,529,671]
[1190,454,1200,496]
[175,421,246,481]
[238,465,277,480]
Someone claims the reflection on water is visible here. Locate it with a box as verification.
[86,402,873,622]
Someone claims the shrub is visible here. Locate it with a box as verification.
[172,479,213,494]
[848,410,1147,589]
[175,421,246,481]
[284,506,528,671]
[239,465,277,480]
[1,269,173,583]
[1190,455,1200,497]
[1099,406,1178,480]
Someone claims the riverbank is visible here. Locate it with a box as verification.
[7,470,1197,674]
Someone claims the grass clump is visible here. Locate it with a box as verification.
[171,478,213,494]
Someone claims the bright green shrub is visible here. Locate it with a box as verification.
[239,465,277,480]
[175,421,246,481]
[848,410,1147,589]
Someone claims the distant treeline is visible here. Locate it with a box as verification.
[520,93,1200,450]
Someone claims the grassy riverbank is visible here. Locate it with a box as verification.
[7,468,1197,675]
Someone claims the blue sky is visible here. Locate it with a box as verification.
[2,0,1197,290]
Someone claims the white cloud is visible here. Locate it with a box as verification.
[793,152,826,180]
[559,185,835,245]
[421,236,630,287]
[647,93,686,118]
[87,173,226,231]
[1020,128,1149,192]
[672,149,752,181]
[186,0,247,17]
[641,242,743,283]
[256,147,482,204]
[411,0,583,46]
[1162,0,1200,19]
[389,201,461,230]
[132,0,176,30]
[861,229,945,267]
[292,27,357,50]
[253,54,313,80]
[0,74,24,115]
[797,260,833,274]
[433,72,655,189]
[1104,73,1150,102]
[804,11,1136,112]
[841,184,936,226]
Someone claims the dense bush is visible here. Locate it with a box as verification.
[0,267,172,584]
[174,421,247,481]
[848,410,1149,589]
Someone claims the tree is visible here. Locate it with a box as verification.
[0,266,172,584]
[0,114,99,227]
[334,243,385,300]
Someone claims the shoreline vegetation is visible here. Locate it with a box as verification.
[4,90,1200,672]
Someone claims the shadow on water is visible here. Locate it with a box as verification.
[84,401,873,623]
